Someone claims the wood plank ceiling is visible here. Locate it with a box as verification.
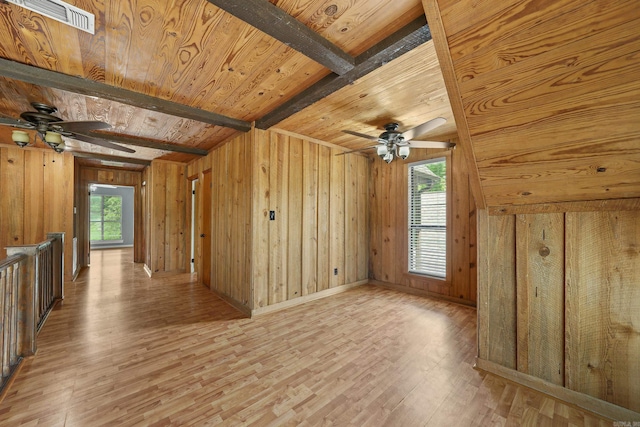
[425,0,640,208]
[0,0,455,167]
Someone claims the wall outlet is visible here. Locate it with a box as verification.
[334,268,338,275]
[269,210,276,220]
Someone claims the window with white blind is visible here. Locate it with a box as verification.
[408,158,447,278]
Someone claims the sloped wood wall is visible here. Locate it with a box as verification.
[424,0,640,208]
[0,146,74,280]
[369,144,477,305]
[146,161,187,275]
[75,166,144,268]
[477,208,640,415]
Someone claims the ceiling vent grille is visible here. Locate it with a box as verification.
[6,0,95,34]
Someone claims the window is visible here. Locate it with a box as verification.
[90,195,123,242]
[408,158,447,278]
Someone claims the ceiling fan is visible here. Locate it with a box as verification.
[341,117,454,163]
[0,102,135,153]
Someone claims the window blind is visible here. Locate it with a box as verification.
[408,159,447,278]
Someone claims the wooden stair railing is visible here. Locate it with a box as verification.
[0,233,64,395]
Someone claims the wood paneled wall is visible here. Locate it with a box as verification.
[478,208,640,414]
[0,146,74,280]
[369,144,477,305]
[251,129,369,310]
[188,132,253,307]
[146,161,187,275]
[187,129,369,313]
[75,166,144,267]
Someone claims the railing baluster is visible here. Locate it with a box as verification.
[1,269,8,380]
[1,233,64,392]
[2,266,12,378]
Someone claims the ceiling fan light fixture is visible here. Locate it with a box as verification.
[12,130,31,147]
[44,131,63,146]
[53,141,66,153]
[383,152,394,164]
[377,144,389,159]
[397,145,410,160]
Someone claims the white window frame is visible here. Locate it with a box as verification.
[407,157,448,279]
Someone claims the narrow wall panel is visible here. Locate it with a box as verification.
[516,213,564,385]
[317,146,331,291]
[484,214,517,369]
[451,146,470,300]
[23,151,44,245]
[369,159,382,281]
[268,133,289,304]
[329,149,345,288]
[1,148,25,248]
[287,137,303,299]
[565,211,640,412]
[301,141,318,296]
[344,155,358,284]
[252,130,270,308]
[356,155,369,281]
[151,162,167,273]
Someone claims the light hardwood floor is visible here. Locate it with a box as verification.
[0,249,614,426]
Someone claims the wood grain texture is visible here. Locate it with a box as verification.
[148,161,187,275]
[482,214,517,369]
[516,213,565,386]
[432,0,640,207]
[0,147,75,280]
[368,145,477,303]
[248,130,368,307]
[0,248,616,425]
[565,211,640,412]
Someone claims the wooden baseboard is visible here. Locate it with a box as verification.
[370,279,477,307]
[209,288,252,318]
[142,267,188,279]
[475,358,640,422]
[251,280,369,317]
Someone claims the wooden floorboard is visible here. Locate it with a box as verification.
[0,248,613,426]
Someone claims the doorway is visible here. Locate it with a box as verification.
[89,184,135,251]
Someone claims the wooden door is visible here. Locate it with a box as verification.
[201,170,212,288]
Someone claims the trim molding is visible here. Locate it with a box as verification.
[370,279,476,308]
[488,197,640,215]
[251,280,369,317]
[475,357,640,422]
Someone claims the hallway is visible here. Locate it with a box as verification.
[0,249,612,425]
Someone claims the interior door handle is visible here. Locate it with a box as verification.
[200,233,205,238]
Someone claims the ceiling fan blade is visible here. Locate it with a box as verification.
[71,133,136,153]
[0,117,35,129]
[342,130,380,141]
[402,117,447,141]
[407,140,455,149]
[50,120,111,134]
[334,145,378,156]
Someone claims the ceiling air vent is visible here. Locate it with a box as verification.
[6,0,95,34]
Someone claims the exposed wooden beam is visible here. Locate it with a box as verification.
[206,0,354,75]
[256,17,432,129]
[0,58,251,132]
[71,151,151,166]
[86,132,209,156]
